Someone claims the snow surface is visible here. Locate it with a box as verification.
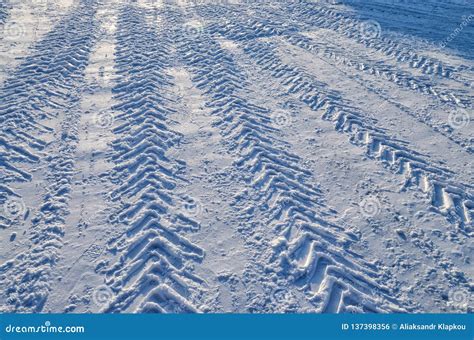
[0,0,473,313]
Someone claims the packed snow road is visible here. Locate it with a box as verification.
[0,0,472,313]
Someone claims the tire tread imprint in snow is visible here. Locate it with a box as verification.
[237,40,474,235]
[0,0,99,312]
[198,4,473,152]
[284,2,472,85]
[192,4,474,236]
[166,5,406,313]
[282,32,470,108]
[97,5,206,314]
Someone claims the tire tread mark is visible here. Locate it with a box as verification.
[234,38,474,235]
[168,6,406,313]
[286,3,470,83]
[0,0,99,312]
[98,5,206,314]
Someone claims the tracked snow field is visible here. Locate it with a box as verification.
[0,0,473,313]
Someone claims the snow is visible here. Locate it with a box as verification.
[0,0,472,313]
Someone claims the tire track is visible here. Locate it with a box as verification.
[0,0,96,228]
[192,3,474,235]
[281,32,473,153]
[42,4,120,313]
[196,4,473,153]
[166,5,406,313]
[96,4,207,313]
[240,40,474,235]
[282,32,470,107]
[341,0,474,58]
[201,1,473,90]
[283,2,473,85]
[190,3,473,311]
[0,0,99,312]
